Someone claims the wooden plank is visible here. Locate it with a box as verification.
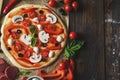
[0,0,3,15]
[69,0,105,80]
[105,0,120,80]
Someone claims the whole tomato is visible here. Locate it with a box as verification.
[64,0,72,4]
[72,1,79,9]
[48,0,57,7]
[69,32,77,39]
[64,4,73,12]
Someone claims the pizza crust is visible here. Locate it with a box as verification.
[1,4,67,69]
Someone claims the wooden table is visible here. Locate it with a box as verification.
[1,0,120,80]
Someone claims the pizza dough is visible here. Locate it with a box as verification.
[1,4,67,69]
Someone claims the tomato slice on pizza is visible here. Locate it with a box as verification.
[1,4,67,69]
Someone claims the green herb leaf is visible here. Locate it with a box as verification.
[64,40,84,59]
[30,25,36,34]
[18,71,31,76]
[31,37,37,46]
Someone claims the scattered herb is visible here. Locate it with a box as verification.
[29,25,37,46]
[19,71,31,76]
[65,40,84,59]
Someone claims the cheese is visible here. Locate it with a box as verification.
[32,17,39,23]
[38,31,50,43]
[56,36,63,42]
[29,53,42,63]
[37,24,43,30]
[20,34,31,45]
[33,47,39,53]
[46,13,57,24]
[8,39,13,46]
[48,51,54,58]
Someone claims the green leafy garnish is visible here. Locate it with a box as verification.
[29,25,37,46]
[65,40,84,59]
[18,71,31,76]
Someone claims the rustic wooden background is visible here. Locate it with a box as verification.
[0,0,120,80]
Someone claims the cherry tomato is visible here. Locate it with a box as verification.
[28,11,37,18]
[72,1,79,9]
[48,0,57,7]
[69,32,77,39]
[64,4,73,12]
[64,0,72,4]
[23,19,31,27]
[58,62,67,70]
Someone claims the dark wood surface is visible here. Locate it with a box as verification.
[1,0,120,80]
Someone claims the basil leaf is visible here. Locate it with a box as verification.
[31,38,36,46]
[18,71,31,75]
[30,25,36,34]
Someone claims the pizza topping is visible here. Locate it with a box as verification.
[55,43,60,46]
[28,11,37,18]
[23,19,31,27]
[17,29,22,34]
[42,43,47,47]
[29,53,42,63]
[48,51,55,58]
[38,14,46,21]
[37,24,43,30]
[23,14,28,18]
[56,36,63,42]
[39,10,44,14]
[7,47,12,51]
[33,47,39,53]
[12,15,23,23]
[46,13,57,24]
[20,34,31,45]
[18,53,24,57]
[32,17,39,23]
[11,32,20,39]
[7,39,13,46]
[40,50,49,59]
[38,31,50,43]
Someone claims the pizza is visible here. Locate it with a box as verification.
[1,4,67,69]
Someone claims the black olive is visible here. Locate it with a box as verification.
[7,47,11,51]
[59,8,67,15]
[42,43,47,47]
[23,14,28,18]
[17,30,22,34]
[55,43,60,46]
[18,53,24,57]
[34,34,38,38]
[39,10,44,14]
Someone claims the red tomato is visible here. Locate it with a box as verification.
[48,0,57,7]
[48,37,57,44]
[64,4,73,12]
[40,50,49,59]
[13,43,23,52]
[69,32,77,39]
[64,0,72,4]
[11,32,20,39]
[23,19,31,27]
[38,14,46,21]
[58,62,67,70]
[24,48,33,58]
[72,1,79,9]
[44,24,63,35]
[28,11,37,18]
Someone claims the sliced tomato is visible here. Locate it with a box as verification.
[44,24,64,35]
[5,25,28,36]
[40,50,49,59]
[13,43,23,52]
[28,11,37,18]
[38,14,46,21]
[48,37,57,44]
[11,32,20,39]
[23,19,31,27]
[47,45,61,50]
[23,8,38,13]
[24,48,34,58]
